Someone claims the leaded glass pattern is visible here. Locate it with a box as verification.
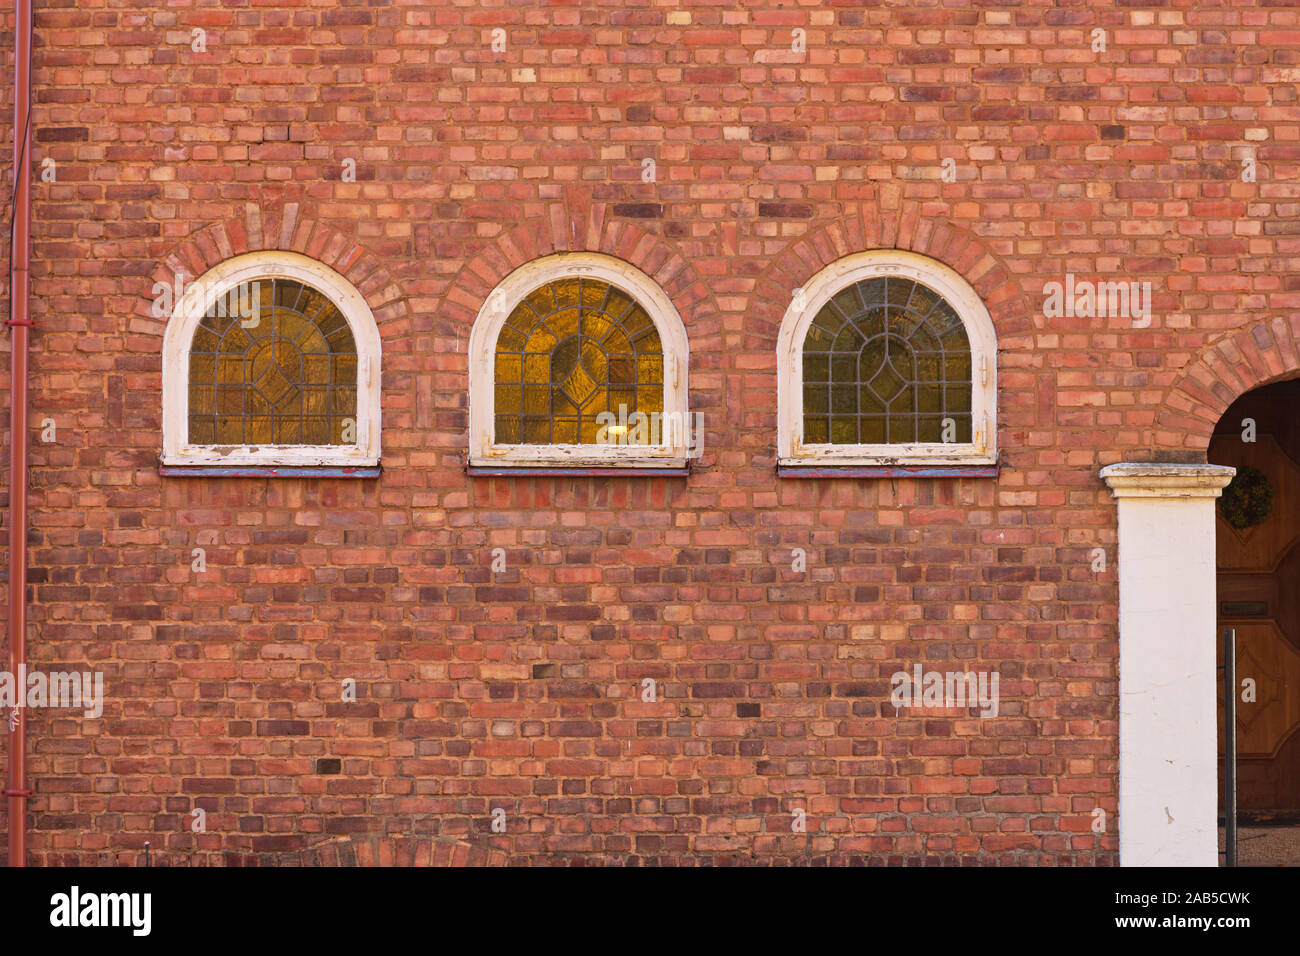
[494,277,664,444]
[802,276,972,445]
[187,278,358,446]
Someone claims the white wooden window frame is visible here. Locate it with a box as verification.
[468,252,690,469]
[777,250,997,467]
[161,251,382,467]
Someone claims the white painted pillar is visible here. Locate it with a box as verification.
[1100,463,1236,867]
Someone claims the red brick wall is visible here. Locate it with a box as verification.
[2,0,1297,865]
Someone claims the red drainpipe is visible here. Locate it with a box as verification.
[6,0,34,867]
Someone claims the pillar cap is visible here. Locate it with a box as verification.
[1100,462,1236,498]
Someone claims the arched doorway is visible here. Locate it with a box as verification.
[1210,378,1300,865]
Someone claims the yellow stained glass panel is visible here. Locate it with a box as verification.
[495,277,665,446]
[188,278,357,446]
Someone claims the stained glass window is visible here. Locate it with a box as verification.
[493,277,664,445]
[187,278,358,446]
[801,276,972,445]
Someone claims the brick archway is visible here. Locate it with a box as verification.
[1104,316,1300,863]
[1156,315,1300,458]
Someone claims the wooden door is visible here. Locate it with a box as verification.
[1212,380,1300,813]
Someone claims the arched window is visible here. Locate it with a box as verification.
[777,251,996,469]
[468,253,690,470]
[161,252,381,471]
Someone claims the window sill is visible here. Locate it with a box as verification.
[778,463,999,479]
[159,464,381,479]
[467,464,689,478]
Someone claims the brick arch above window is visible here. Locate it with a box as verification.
[139,201,408,341]
[748,201,1036,355]
[443,195,716,475]
[440,195,715,340]
[141,201,411,477]
[746,204,1035,477]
